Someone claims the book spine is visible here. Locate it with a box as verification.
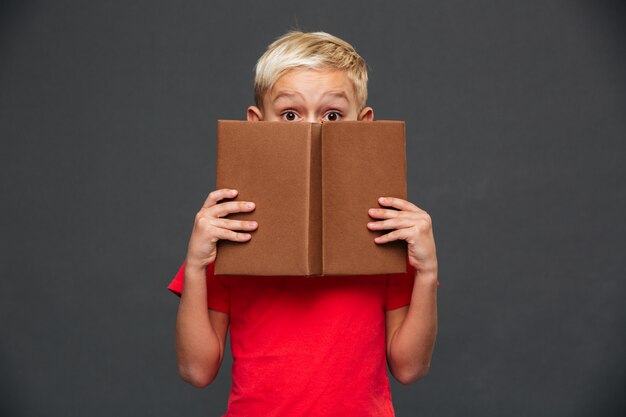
[308,123,323,276]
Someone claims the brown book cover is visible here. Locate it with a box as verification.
[215,120,407,276]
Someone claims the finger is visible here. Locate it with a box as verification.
[367,218,415,231]
[209,218,258,231]
[211,226,252,242]
[377,197,423,213]
[208,200,256,218]
[374,228,413,244]
[368,208,403,219]
[202,188,238,208]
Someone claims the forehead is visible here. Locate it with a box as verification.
[267,68,356,105]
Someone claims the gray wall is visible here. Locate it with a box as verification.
[1,1,624,416]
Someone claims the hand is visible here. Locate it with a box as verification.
[367,197,437,273]
[185,188,257,269]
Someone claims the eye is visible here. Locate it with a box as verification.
[323,111,342,122]
[281,111,300,122]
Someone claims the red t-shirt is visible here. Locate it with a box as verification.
[168,259,415,417]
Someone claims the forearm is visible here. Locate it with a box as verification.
[175,263,223,387]
[388,268,438,383]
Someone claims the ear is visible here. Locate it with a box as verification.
[358,106,374,121]
[247,106,263,121]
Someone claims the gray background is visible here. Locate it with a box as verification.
[1,0,625,416]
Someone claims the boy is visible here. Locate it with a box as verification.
[168,31,438,416]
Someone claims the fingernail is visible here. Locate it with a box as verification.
[246,202,254,208]
[379,197,386,202]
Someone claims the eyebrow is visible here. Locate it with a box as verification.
[272,91,305,104]
[321,91,350,102]
[272,90,351,104]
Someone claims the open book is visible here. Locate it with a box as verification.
[214,120,407,276]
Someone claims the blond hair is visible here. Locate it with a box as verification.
[254,31,369,110]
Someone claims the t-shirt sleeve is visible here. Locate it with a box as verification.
[385,257,416,311]
[167,261,230,314]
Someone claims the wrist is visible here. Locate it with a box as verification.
[184,257,210,273]
[413,268,438,286]
[412,258,438,275]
